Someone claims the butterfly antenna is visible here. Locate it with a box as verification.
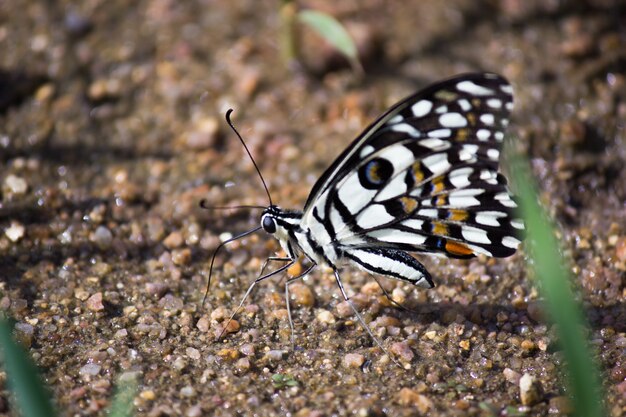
[225,109,273,207]
[199,199,266,211]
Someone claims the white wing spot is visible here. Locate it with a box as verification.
[502,236,521,249]
[449,193,480,207]
[368,229,427,246]
[500,84,514,95]
[387,114,403,124]
[419,137,447,149]
[457,81,494,96]
[422,153,451,174]
[461,226,491,244]
[505,101,514,111]
[487,148,500,160]
[477,129,490,141]
[435,105,448,114]
[449,167,473,188]
[403,219,424,231]
[356,204,394,229]
[439,112,467,128]
[457,99,471,111]
[475,211,506,227]
[417,209,438,218]
[495,192,517,208]
[360,145,375,158]
[511,219,524,230]
[501,119,509,127]
[494,131,504,141]
[390,123,421,137]
[480,114,495,125]
[486,98,502,109]
[428,128,452,138]
[411,100,433,117]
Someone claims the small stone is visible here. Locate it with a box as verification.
[240,343,255,356]
[186,404,203,417]
[74,288,90,301]
[3,174,28,195]
[86,292,104,311]
[140,390,156,401]
[316,309,336,324]
[390,341,414,363]
[519,373,541,406]
[5,221,25,242]
[196,316,210,332]
[79,363,101,379]
[503,368,522,384]
[521,339,536,353]
[180,386,195,397]
[289,283,315,307]
[183,117,219,150]
[92,226,113,248]
[172,248,192,266]
[549,396,573,414]
[459,339,471,351]
[163,231,184,249]
[186,347,201,360]
[343,353,365,368]
[396,387,433,412]
[214,319,239,338]
[235,357,250,371]
[265,350,285,361]
[615,237,626,262]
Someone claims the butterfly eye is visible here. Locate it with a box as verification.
[262,216,276,233]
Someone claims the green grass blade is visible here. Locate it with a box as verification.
[0,318,58,417]
[508,152,605,417]
[106,375,138,417]
[298,9,363,74]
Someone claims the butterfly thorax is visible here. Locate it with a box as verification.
[261,205,339,266]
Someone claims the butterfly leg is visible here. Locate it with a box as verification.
[332,268,403,368]
[370,275,420,315]
[284,262,316,347]
[217,258,296,340]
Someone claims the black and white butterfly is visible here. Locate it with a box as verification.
[205,73,524,360]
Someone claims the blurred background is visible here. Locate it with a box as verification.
[0,1,624,416]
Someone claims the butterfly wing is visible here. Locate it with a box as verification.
[301,73,523,267]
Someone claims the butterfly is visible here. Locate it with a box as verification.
[205,73,524,362]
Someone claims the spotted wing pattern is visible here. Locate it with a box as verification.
[301,73,523,286]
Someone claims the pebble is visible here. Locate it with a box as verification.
[239,344,255,356]
[171,248,192,266]
[86,292,104,311]
[92,226,113,248]
[3,174,28,196]
[316,309,336,324]
[5,221,25,242]
[196,316,210,332]
[183,116,219,150]
[519,373,541,406]
[396,387,433,412]
[343,353,365,368]
[214,319,239,338]
[163,231,184,249]
[180,386,195,397]
[289,283,315,307]
[186,347,201,360]
[503,368,522,384]
[549,396,573,414]
[79,364,101,379]
[265,350,285,361]
[390,341,414,363]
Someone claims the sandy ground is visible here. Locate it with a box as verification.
[1,1,625,416]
